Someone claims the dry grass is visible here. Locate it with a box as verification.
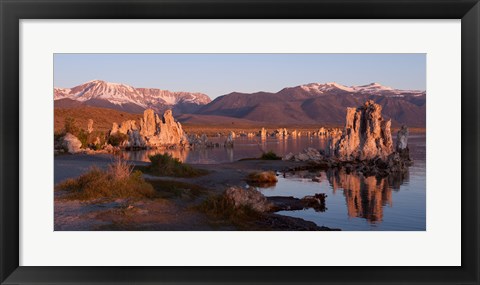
[107,157,134,180]
[147,179,208,200]
[107,132,129,147]
[246,171,278,183]
[260,151,282,160]
[197,193,261,226]
[56,159,155,201]
[55,106,142,133]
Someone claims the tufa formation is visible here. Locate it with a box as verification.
[328,100,394,161]
[110,109,187,148]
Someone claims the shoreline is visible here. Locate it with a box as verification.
[54,153,339,231]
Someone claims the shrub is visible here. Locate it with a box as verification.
[54,130,65,142]
[260,151,281,160]
[147,179,207,199]
[90,143,102,151]
[64,117,79,135]
[246,171,278,183]
[141,153,207,177]
[76,129,89,147]
[108,157,133,180]
[108,132,129,147]
[56,159,155,201]
[198,194,237,218]
[197,193,261,225]
[85,131,107,150]
[61,117,106,150]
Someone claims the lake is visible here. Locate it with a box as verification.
[121,136,331,163]
[122,134,426,231]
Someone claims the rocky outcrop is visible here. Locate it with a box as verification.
[188,133,210,148]
[291,130,297,138]
[283,101,411,176]
[110,122,119,135]
[274,128,288,139]
[224,132,234,148]
[325,129,342,157]
[139,109,157,137]
[147,110,187,147]
[188,133,219,148]
[260,128,267,140]
[396,125,408,150]
[396,125,410,160]
[328,100,393,160]
[62,133,82,154]
[128,129,146,148]
[224,186,328,214]
[111,120,137,135]
[268,193,327,212]
[284,147,323,162]
[110,109,187,149]
[225,186,274,212]
[317,127,327,136]
[87,119,94,134]
[93,136,101,146]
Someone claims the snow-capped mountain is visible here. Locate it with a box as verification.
[296,82,424,97]
[54,80,211,114]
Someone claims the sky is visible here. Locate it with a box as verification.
[54,54,426,99]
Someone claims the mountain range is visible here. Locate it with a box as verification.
[54,80,426,127]
[54,80,211,114]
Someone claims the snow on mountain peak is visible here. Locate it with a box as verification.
[356,82,394,91]
[54,80,212,109]
[296,82,423,97]
[300,82,355,93]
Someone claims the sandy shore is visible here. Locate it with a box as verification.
[54,153,307,190]
[54,153,335,231]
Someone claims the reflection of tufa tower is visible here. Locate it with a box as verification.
[327,169,403,223]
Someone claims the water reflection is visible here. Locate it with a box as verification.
[119,147,189,163]
[121,136,329,164]
[117,135,425,230]
[326,169,408,223]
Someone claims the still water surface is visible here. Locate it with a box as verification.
[121,136,330,164]
[123,135,426,231]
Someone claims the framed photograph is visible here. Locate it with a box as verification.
[1,0,479,284]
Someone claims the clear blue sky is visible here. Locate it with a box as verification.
[54,54,426,98]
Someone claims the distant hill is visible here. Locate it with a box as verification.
[196,82,426,127]
[176,114,267,127]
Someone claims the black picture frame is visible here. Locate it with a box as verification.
[1,0,479,284]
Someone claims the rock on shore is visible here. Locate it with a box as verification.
[225,186,273,212]
[61,133,82,154]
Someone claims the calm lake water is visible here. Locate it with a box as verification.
[123,135,426,231]
[121,136,330,164]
